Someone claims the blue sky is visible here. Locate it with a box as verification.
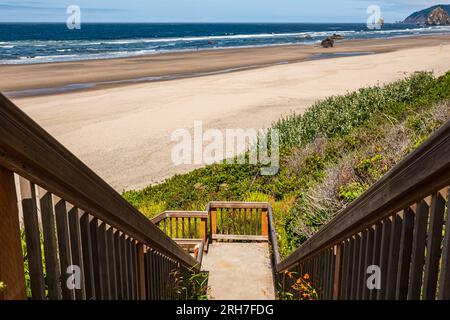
[0,0,448,23]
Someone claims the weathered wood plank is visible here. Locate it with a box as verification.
[332,243,343,300]
[113,230,123,299]
[363,227,374,300]
[137,243,146,300]
[97,222,110,299]
[377,218,391,300]
[80,212,95,300]
[438,188,450,300]
[20,178,45,300]
[106,227,117,299]
[386,213,402,299]
[68,206,86,300]
[120,233,129,299]
[211,209,217,236]
[350,234,361,300]
[407,200,429,300]
[356,231,367,300]
[0,168,26,300]
[340,241,350,299]
[38,187,61,300]
[261,209,268,237]
[395,208,414,300]
[370,223,382,300]
[423,192,446,300]
[209,202,269,209]
[55,198,75,300]
[212,234,268,242]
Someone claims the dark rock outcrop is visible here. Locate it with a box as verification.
[321,37,334,48]
[330,34,344,40]
[403,4,450,24]
[426,7,450,25]
[297,35,313,41]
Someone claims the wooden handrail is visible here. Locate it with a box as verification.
[268,206,281,267]
[276,120,450,273]
[151,211,208,224]
[0,93,197,269]
[209,201,269,209]
[0,93,199,300]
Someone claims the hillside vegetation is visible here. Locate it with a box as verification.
[124,71,450,257]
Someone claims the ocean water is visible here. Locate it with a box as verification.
[1,23,450,64]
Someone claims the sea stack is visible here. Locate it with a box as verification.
[426,7,450,26]
[321,37,334,48]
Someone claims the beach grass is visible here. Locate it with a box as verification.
[124,70,450,257]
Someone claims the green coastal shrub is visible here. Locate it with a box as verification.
[124,71,450,257]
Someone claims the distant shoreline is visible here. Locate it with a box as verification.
[9,36,450,191]
[2,34,450,98]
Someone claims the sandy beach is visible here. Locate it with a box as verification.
[3,35,450,191]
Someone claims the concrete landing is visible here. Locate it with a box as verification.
[202,242,275,300]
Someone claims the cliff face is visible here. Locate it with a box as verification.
[403,4,450,24]
[426,7,450,25]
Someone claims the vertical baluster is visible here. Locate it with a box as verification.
[370,223,382,300]
[248,208,252,236]
[323,249,330,300]
[357,232,367,300]
[97,222,110,299]
[182,217,185,238]
[20,179,45,300]
[188,217,191,239]
[0,168,26,300]
[332,243,343,300]
[396,208,415,300]
[80,213,95,300]
[407,200,430,300]
[329,248,335,300]
[38,187,61,300]
[133,241,139,299]
[137,243,146,300]
[350,234,361,300]
[127,237,135,299]
[438,188,450,300]
[68,206,86,300]
[211,208,217,239]
[386,213,402,299]
[363,227,374,300]
[113,230,123,299]
[89,218,102,299]
[240,208,245,235]
[152,250,158,299]
[55,198,75,300]
[106,227,117,299]
[120,233,129,299]
[377,217,392,300]
[423,192,446,300]
[340,240,349,299]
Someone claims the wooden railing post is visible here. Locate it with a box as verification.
[200,218,207,243]
[210,208,217,239]
[261,209,268,237]
[0,167,26,300]
[136,242,146,300]
[332,243,343,300]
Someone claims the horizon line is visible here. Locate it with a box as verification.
[0,20,400,24]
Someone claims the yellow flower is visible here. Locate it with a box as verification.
[303,273,310,280]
